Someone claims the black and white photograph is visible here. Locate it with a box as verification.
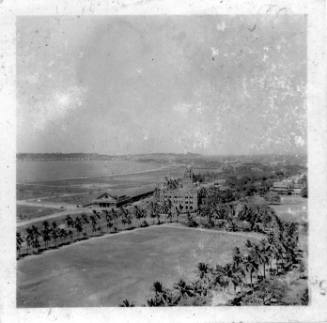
[15,14,309,307]
[0,0,326,322]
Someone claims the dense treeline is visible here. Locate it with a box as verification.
[193,163,306,199]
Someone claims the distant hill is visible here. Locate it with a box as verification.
[16,152,306,168]
[17,153,115,161]
[16,152,202,162]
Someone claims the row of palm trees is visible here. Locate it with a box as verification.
[121,216,302,306]
[16,201,175,257]
[17,197,281,258]
[17,195,288,261]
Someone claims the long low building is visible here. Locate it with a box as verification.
[84,190,155,209]
[270,178,305,195]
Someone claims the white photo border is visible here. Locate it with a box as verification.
[0,0,326,322]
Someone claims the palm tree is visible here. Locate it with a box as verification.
[167,198,172,213]
[51,222,59,247]
[147,298,159,306]
[223,263,244,294]
[243,254,258,287]
[74,216,83,238]
[31,225,41,252]
[253,244,265,278]
[153,281,164,295]
[81,213,90,225]
[59,228,68,243]
[148,281,171,306]
[174,279,195,299]
[197,262,209,280]
[166,210,173,223]
[41,221,51,249]
[65,215,74,228]
[255,278,287,305]
[126,215,132,228]
[150,209,156,225]
[191,279,208,298]
[68,229,74,242]
[121,216,127,228]
[213,265,229,290]
[162,200,169,214]
[245,239,253,249]
[16,232,24,256]
[175,207,180,223]
[105,213,113,232]
[120,299,135,307]
[259,239,272,278]
[231,272,243,294]
[90,215,97,233]
[156,208,161,225]
[25,227,34,253]
[134,205,142,227]
[229,219,238,232]
[111,208,118,225]
[232,247,243,270]
[93,209,101,220]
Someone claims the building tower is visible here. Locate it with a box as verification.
[183,166,193,186]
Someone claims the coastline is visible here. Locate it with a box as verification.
[17,163,182,185]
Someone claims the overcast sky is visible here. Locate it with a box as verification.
[17,15,306,155]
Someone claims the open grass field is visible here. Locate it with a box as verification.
[17,205,60,222]
[17,225,262,307]
[271,196,307,223]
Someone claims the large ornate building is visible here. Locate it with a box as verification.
[157,167,199,212]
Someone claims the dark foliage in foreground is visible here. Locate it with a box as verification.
[121,213,306,306]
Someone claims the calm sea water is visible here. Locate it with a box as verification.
[17,160,161,183]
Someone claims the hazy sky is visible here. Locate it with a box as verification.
[17,15,306,155]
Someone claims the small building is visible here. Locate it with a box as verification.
[213,179,226,188]
[87,192,119,208]
[270,181,293,195]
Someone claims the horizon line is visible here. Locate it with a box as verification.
[16,152,307,157]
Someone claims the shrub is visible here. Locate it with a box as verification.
[264,192,281,205]
[243,279,288,305]
[203,220,214,229]
[301,186,308,198]
[140,220,149,227]
[187,219,199,228]
[300,288,309,305]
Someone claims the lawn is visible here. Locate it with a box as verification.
[17,205,60,222]
[271,195,307,223]
[17,225,261,307]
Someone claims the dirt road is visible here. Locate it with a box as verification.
[17,207,91,228]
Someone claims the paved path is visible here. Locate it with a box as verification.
[17,200,77,210]
[166,223,264,240]
[18,192,90,202]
